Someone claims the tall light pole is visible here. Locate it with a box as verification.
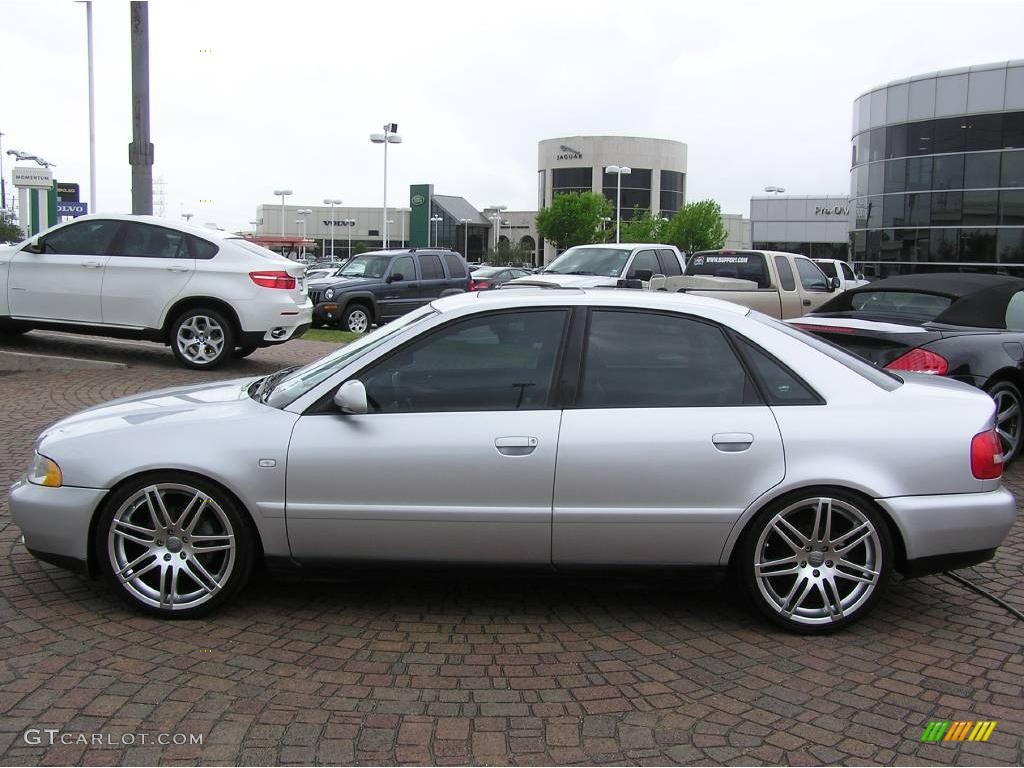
[181,212,194,223]
[273,189,292,236]
[369,122,401,248]
[296,208,312,259]
[487,205,507,249]
[460,218,471,258]
[342,219,355,259]
[324,198,342,258]
[80,1,97,212]
[430,215,443,248]
[249,219,259,235]
[606,166,631,243]
[386,219,395,248]
[0,131,6,214]
[128,1,153,214]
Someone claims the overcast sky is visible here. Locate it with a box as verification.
[3,0,1023,232]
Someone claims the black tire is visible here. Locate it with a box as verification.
[986,379,1023,465]
[0,322,29,335]
[737,488,893,634]
[169,307,236,370]
[94,472,255,619]
[231,346,259,359]
[340,303,372,334]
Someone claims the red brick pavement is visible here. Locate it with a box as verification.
[0,330,1021,765]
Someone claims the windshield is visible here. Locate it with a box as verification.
[848,291,953,321]
[264,305,439,408]
[340,255,391,278]
[544,247,631,277]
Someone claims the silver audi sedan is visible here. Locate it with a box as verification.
[10,289,1016,632]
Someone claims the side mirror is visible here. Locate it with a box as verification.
[387,272,404,283]
[856,273,865,281]
[333,380,368,414]
[23,236,42,254]
[629,269,654,282]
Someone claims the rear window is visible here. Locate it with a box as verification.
[753,312,902,391]
[849,291,953,320]
[443,253,467,278]
[687,252,770,288]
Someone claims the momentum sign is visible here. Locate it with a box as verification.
[13,167,53,189]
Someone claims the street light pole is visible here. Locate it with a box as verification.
[460,218,471,258]
[84,0,96,212]
[606,166,632,243]
[296,208,312,259]
[430,215,443,248]
[487,205,507,250]
[345,219,355,259]
[273,189,292,236]
[370,122,401,248]
[324,198,342,259]
[0,131,6,214]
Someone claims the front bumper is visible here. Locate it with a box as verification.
[313,302,342,325]
[9,478,108,572]
[877,487,1016,565]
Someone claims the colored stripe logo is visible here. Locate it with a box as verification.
[921,721,997,743]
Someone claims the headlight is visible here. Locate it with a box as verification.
[27,453,63,487]
[324,288,335,300]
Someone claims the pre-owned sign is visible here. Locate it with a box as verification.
[57,182,80,202]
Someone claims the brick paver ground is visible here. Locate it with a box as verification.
[0,330,1021,766]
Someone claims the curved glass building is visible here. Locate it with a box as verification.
[850,61,1024,277]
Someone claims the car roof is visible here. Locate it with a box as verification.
[48,213,237,241]
[430,287,750,318]
[847,272,1024,298]
[565,243,674,250]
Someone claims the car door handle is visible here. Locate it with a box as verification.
[407,283,418,288]
[802,299,811,306]
[81,261,103,269]
[166,266,190,273]
[712,433,754,452]
[495,436,538,456]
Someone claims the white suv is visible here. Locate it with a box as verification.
[0,214,313,369]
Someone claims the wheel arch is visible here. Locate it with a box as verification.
[722,483,908,574]
[337,293,377,321]
[87,468,267,578]
[161,296,243,344]
[981,366,1024,393]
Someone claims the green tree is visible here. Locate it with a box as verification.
[618,208,668,243]
[352,241,370,255]
[0,221,24,243]
[535,192,613,251]
[485,240,532,267]
[664,199,728,254]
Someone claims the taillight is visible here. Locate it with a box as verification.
[469,280,490,291]
[884,348,949,375]
[971,428,1003,479]
[250,271,297,290]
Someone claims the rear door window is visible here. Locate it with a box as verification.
[774,256,796,291]
[442,253,467,279]
[115,222,190,258]
[688,252,770,288]
[418,254,445,280]
[733,336,822,405]
[656,249,683,276]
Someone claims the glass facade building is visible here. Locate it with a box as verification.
[851,61,1024,277]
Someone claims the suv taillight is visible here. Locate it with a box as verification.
[971,428,1003,480]
[884,348,949,375]
[250,271,297,290]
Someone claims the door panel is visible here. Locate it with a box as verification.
[102,222,195,327]
[553,407,784,564]
[378,255,419,319]
[285,411,561,563]
[8,219,120,322]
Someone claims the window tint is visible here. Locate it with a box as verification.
[794,258,829,291]
[115,222,189,258]
[688,252,770,288]
[657,249,682,276]
[774,255,796,291]
[841,262,857,280]
[578,311,756,409]
[41,219,120,255]
[734,336,821,405]
[628,250,661,278]
[442,253,466,278]
[190,236,218,260]
[418,254,444,280]
[816,261,838,278]
[849,291,952,319]
[390,255,415,282]
[360,310,568,413]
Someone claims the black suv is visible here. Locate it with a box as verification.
[309,249,470,333]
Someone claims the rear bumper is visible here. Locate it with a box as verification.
[9,478,107,572]
[876,487,1016,563]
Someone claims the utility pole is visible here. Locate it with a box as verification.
[85,1,97,212]
[128,1,153,214]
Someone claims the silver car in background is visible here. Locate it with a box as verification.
[10,289,1016,632]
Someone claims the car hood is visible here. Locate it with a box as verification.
[506,274,620,288]
[320,276,380,290]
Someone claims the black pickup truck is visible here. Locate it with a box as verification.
[309,248,470,333]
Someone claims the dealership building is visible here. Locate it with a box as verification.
[750,195,850,260]
[850,60,1024,277]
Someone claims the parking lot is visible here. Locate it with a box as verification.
[0,332,1021,766]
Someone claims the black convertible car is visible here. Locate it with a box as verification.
[791,273,1024,461]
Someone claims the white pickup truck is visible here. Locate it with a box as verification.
[812,258,869,292]
[507,243,686,288]
[648,249,843,319]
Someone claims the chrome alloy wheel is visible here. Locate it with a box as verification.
[107,483,236,611]
[992,386,1022,460]
[175,315,226,365]
[754,497,882,626]
[345,308,370,333]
